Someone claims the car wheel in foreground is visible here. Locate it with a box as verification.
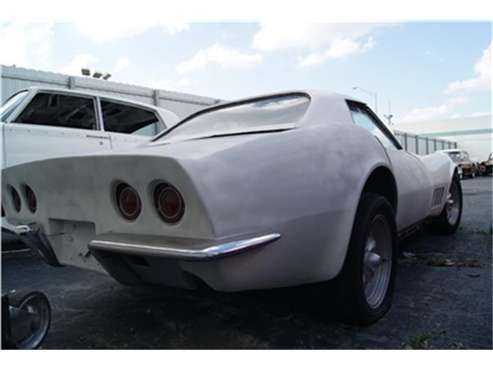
[427,174,463,234]
[333,193,397,325]
[6,290,51,349]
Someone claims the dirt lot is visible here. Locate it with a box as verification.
[2,177,492,349]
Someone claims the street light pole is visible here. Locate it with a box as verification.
[352,86,378,115]
[384,100,393,125]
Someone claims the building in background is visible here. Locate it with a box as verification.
[1,65,221,118]
[2,65,462,157]
[395,115,492,161]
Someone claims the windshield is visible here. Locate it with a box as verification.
[0,90,29,121]
[446,151,467,162]
[155,94,310,142]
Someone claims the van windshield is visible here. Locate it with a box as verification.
[155,94,310,142]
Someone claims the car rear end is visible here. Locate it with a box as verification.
[1,92,363,292]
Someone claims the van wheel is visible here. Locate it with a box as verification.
[333,193,397,325]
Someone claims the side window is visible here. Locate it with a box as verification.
[348,102,399,150]
[14,93,97,130]
[101,100,160,136]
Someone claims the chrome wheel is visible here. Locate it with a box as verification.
[14,292,51,349]
[446,180,461,225]
[363,214,393,309]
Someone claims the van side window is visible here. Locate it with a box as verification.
[101,100,160,136]
[14,93,97,130]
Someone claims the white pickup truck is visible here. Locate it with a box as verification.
[1,86,180,239]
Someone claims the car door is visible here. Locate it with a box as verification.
[99,98,166,150]
[348,102,432,230]
[3,91,111,168]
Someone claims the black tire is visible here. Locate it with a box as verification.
[332,193,398,325]
[7,290,51,349]
[427,174,462,235]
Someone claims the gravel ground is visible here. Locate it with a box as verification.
[2,177,491,349]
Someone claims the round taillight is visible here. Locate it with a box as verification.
[154,184,184,224]
[116,184,141,220]
[10,187,21,212]
[25,185,37,213]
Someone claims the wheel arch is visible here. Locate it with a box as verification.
[360,166,398,214]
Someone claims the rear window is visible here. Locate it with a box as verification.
[156,94,310,142]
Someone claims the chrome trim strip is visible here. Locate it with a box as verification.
[89,233,281,261]
[14,225,34,235]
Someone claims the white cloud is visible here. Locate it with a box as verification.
[252,22,388,66]
[177,43,263,74]
[446,42,491,94]
[75,20,189,43]
[400,97,467,122]
[113,57,131,73]
[471,111,489,117]
[0,22,54,69]
[252,23,387,51]
[60,53,99,75]
[401,104,449,122]
[299,37,375,66]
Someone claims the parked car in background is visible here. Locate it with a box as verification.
[0,87,180,169]
[439,149,477,179]
[1,86,180,237]
[3,90,462,325]
[479,153,493,176]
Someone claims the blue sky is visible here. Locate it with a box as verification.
[1,22,491,123]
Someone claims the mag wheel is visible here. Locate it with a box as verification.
[8,290,51,349]
[333,193,397,325]
[363,214,393,310]
[428,175,462,235]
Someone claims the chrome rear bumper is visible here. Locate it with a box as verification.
[12,224,280,263]
[88,233,281,261]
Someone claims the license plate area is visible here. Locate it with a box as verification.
[47,219,100,270]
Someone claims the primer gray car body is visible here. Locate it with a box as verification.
[2,90,456,292]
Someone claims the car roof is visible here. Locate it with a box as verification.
[173,89,366,124]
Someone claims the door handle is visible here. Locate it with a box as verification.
[86,134,110,140]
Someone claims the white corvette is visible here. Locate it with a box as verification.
[2,91,462,324]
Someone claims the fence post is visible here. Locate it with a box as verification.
[153,90,161,107]
[68,76,76,90]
